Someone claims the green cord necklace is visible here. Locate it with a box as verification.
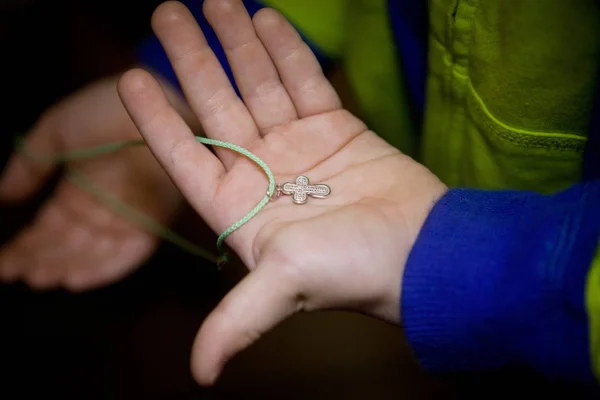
[14,136,331,267]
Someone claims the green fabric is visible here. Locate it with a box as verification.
[587,245,600,381]
[422,0,600,193]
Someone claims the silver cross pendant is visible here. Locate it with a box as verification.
[271,175,331,204]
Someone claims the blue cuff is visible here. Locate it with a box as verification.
[402,182,600,383]
[135,0,333,94]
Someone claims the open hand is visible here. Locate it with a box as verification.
[0,76,186,291]
[118,0,447,385]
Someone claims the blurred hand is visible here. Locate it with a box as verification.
[0,75,189,291]
[118,0,447,386]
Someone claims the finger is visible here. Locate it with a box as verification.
[23,227,81,291]
[0,232,34,283]
[63,232,155,292]
[0,201,69,283]
[23,217,94,291]
[203,0,297,132]
[0,113,61,202]
[253,8,342,117]
[151,1,259,167]
[191,262,302,385]
[118,68,225,216]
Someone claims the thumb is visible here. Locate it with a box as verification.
[0,112,61,202]
[191,262,303,386]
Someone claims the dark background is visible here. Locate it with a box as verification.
[0,1,594,398]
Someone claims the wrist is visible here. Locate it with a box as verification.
[375,161,447,325]
[402,162,448,253]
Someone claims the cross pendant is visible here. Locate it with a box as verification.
[276,175,331,204]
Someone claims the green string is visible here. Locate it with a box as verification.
[195,137,276,265]
[14,135,277,267]
[65,166,221,264]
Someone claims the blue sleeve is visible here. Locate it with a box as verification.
[135,0,334,94]
[402,181,600,384]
